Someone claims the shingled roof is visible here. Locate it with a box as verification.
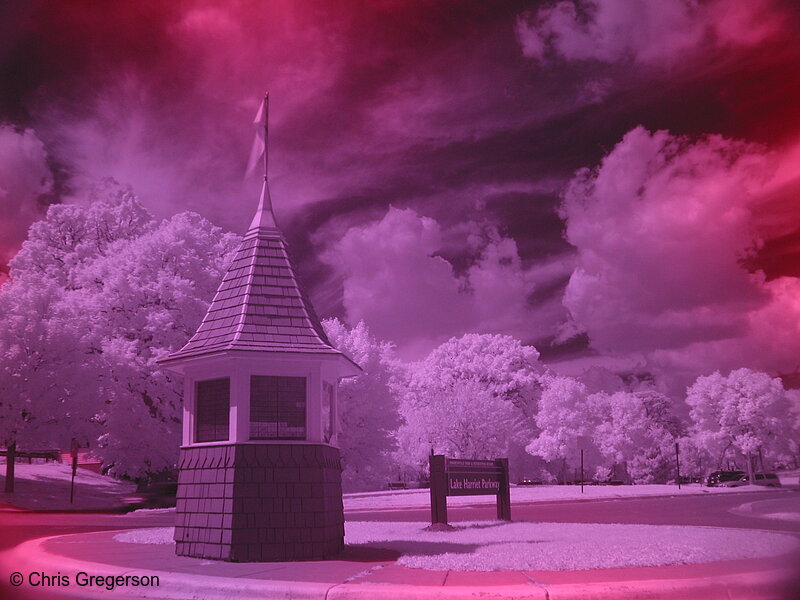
[160,182,350,365]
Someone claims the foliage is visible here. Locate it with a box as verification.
[526,375,595,465]
[593,465,612,482]
[397,377,527,466]
[686,368,794,474]
[6,182,795,487]
[0,275,101,450]
[406,333,544,418]
[76,212,239,476]
[526,377,683,483]
[396,334,542,475]
[0,181,239,478]
[10,179,153,289]
[322,319,401,492]
[592,390,680,484]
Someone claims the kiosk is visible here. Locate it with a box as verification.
[159,96,360,561]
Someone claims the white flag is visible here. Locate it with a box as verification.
[246,94,268,177]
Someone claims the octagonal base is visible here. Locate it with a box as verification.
[174,443,344,561]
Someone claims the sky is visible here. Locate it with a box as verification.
[1,0,799,394]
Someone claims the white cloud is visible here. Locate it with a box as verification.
[560,125,800,386]
[322,206,571,357]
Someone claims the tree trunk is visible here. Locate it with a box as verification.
[4,442,16,493]
[621,460,631,484]
[746,452,755,487]
[717,442,732,470]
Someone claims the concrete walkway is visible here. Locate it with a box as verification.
[3,527,799,600]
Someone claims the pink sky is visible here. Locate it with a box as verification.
[1,0,799,391]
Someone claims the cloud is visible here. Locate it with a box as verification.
[0,126,51,273]
[651,277,800,386]
[4,0,798,373]
[560,125,800,385]
[321,206,571,358]
[516,0,786,66]
[2,2,577,246]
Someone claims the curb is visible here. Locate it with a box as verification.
[729,498,800,526]
[0,505,135,515]
[344,487,796,513]
[2,531,798,600]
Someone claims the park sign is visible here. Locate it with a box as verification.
[429,455,511,526]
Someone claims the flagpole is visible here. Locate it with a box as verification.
[264,92,269,181]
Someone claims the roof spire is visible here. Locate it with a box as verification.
[248,92,278,233]
[262,92,269,182]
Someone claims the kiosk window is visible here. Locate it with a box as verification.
[250,376,306,440]
[195,378,230,442]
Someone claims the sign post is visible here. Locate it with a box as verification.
[576,435,590,493]
[430,454,448,526]
[4,442,16,493]
[429,455,511,527]
[70,439,79,505]
[675,441,681,490]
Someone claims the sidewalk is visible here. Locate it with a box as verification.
[3,527,799,600]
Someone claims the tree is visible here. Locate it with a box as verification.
[525,375,600,482]
[397,377,526,468]
[788,389,800,468]
[322,319,401,492]
[0,275,102,491]
[406,333,544,418]
[686,368,794,483]
[527,378,683,484]
[591,390,681,483]
[674,435,710,481]
[10,179,153,289]
[396,334,542,478]
[1,182,239,479]
[71,212,239,477]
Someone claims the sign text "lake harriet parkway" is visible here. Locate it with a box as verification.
[448,477,500,491]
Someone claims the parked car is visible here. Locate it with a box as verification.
[718,473,782,488]
[706,470,745,487]
[752,473,781,487]
[518,478,543,486]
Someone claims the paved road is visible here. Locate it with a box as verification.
[0,507,175,600]
[1,489,798,599]
[0,507,175,553]
[2,489,797,555]
[347,488,800,534]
